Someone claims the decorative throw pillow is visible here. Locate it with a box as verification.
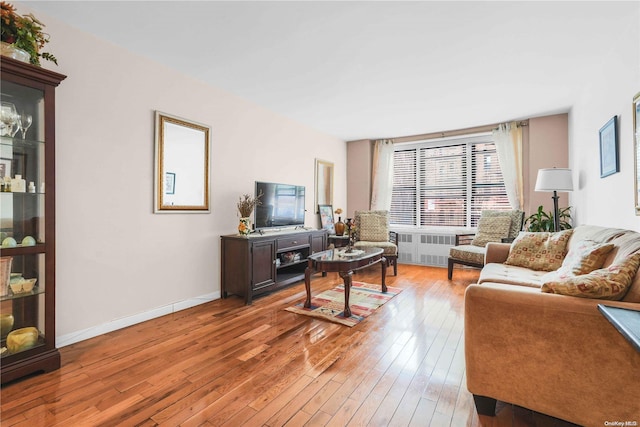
[541,252,640,300]
[471,216,512,247]
[358,213,388,242]
[505,229,573,271]
[483,210,524,239]
[558,241,615,275]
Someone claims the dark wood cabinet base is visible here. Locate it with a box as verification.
[1,348,60,385]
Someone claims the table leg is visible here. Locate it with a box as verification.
[381,256,387,292]
[304,265,312,308]
[339,270,353,318]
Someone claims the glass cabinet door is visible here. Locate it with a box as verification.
[1,81,47,358]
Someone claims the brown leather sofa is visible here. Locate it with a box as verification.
[464,225,640,426]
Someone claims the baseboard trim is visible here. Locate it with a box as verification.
[56,292,220,348]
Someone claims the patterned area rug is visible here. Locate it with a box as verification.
[285,281,403,327]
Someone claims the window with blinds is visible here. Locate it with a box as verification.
[390,134,510,227]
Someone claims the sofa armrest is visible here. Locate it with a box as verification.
[484,242,511,264]
[465,283,640,426]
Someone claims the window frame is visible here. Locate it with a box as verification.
[390,132,509,228]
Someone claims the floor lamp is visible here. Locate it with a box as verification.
[534,168,573,232]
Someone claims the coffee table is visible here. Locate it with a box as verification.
[304,247,386,317]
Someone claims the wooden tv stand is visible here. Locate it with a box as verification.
[221,229,327,304]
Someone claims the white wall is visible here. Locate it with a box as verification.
[346,139,372,216]
[569,4,640,230]
[26,6,346,345]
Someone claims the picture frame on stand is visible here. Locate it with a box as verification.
[318,204,335,234]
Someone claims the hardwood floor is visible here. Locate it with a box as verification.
[1,265,579,426]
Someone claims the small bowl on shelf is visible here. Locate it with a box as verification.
[9,278,37,294]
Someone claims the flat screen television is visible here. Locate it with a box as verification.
[254,181,306,230]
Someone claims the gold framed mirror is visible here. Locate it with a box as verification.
[154,111,211,213]
[315,158,333,213]
[634,93,640,215]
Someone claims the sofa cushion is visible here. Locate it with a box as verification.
[471,216,511,247]
[605,231,640,267]
[353,240,397,256]
[541,252,640,300]
[505,230,573,272]
[479,263,548,288]
[450,245,486,265]
[567,225,627,251]
[558,241,615,275]
[623,273,640,303]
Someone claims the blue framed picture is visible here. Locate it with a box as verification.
[599,115,618,178]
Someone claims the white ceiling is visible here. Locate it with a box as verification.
[29,1,637,141]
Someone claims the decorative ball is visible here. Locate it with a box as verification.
[21,236,36,246]
[1,237,17,248]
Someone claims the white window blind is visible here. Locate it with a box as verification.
[390,134,510,227]
[471,142,511,224]
[390,149,416,225]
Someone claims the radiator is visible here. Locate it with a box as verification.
[395,231,457,267]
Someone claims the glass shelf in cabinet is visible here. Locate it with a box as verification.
[0,285,44,302]
[0,191,45,197]
[0,135,45,148]
[1,334,45,359]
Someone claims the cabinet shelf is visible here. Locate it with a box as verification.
[277,259,307,269]
[0,243,46,256]
[1,192,45,197]
[1,286,44,302]
[0,136,45,147]
[1,335,45,360]
[276,271,307,286]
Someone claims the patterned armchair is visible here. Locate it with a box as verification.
[447,210,524,279]
[353,210,398,276]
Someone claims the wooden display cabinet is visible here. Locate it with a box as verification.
[0,57,66,384]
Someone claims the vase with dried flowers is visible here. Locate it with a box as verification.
[333,208,345,236]
[236,192,262,236]
[1,2,57,66]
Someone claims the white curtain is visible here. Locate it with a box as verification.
[492,122,523,210]
[370,139,395,211]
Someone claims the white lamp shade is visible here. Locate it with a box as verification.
[535,168,573,192]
